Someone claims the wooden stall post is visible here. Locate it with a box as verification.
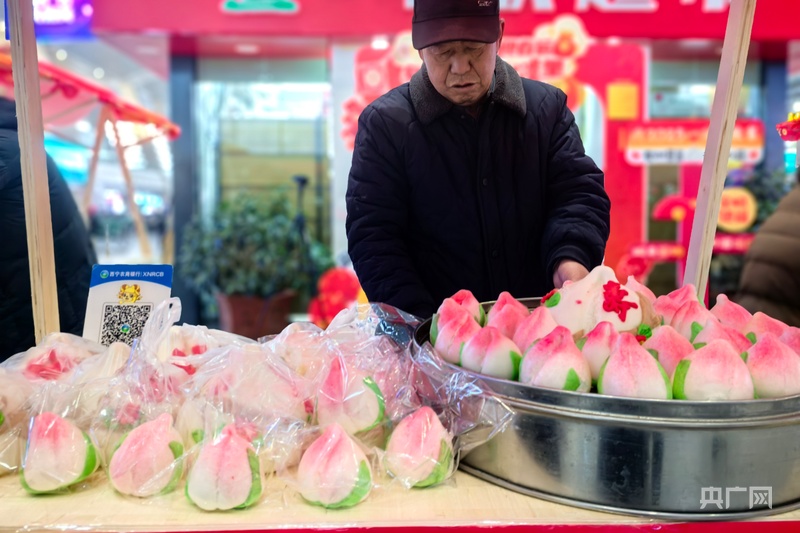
[81,105,110,221]
[683,0,757,299]
[111,116,153,260]
[7,0,60,342]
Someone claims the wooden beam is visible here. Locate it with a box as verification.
[82,105,109,219]
[111,117,152,260]
[7,0,60,342]
[683,0,757,298]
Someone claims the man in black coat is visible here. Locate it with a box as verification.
[0,97,97,360]
[346,0,611,318]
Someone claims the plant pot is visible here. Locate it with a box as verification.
[215,290,296,340]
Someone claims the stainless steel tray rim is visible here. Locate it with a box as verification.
[460,464,800,523]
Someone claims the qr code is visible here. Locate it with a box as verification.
[100,303,153,346]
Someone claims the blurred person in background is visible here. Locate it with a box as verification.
[0,96,97,361]
[346,0,609,318]
[736,168,800,327]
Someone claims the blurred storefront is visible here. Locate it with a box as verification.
[1,1,173,267]
[45,0,800,318]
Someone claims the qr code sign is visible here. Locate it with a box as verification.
[100,303,153,346]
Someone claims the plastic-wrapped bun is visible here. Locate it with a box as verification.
[0,369,32,475]
[21,412,99,493]
[108,412,184,497]
[186,424,263,511]
[296,423,372,509]
[316,356,385,435]
[385,406,453,488]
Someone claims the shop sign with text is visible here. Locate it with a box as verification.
[622,120,764,166]
[403,0,730,14]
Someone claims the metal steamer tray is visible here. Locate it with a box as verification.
[412,297,800,521]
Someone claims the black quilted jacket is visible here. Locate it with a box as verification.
[0,97,96,360]
[346,58,610,318]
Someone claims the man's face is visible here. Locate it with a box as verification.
[419,21,504,108]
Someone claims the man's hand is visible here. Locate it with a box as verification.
[553,260,589,288]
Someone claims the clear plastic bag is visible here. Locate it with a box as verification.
[20,381,101,494]
[3,333,105,382]
[278,303,514,504]
[90,298,189,498]
[0,366,33,476]
[178,342,313,479]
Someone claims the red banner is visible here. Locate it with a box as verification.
[92,0,800,41]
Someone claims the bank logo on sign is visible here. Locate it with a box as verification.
[221,0,299,14]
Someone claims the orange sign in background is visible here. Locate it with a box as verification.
[718,187,758,234]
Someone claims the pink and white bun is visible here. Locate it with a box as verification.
[432,300,481,364]
[296,423,372,509]
[486,292,529,325]
[580,321,619,382]
[654,284,698,326]
[460,327,522,380]
[21,412,99,493]
[546,266,644,336]
[743,312,790,343]
[485,304,527,341]
[745,333,800,399]
[669,300,715,342]
[513,306,559,354]
[316,357,385,436]
[642,325,695,378]
[780,328,800,355]
[693,318,751,355]
[449,289,485,326]
[710,294,752,331]
[108,413,184,497]
[597,333,671,400]
[519,327,591,392]
[672,340,755,401]
[384,406,453,488]
[626,275,657,305]
[186,424,263,510]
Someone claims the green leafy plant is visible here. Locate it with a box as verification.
[178,192,333,313]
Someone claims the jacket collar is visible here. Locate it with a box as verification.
[409,56,526,125]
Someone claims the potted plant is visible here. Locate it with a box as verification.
[178,192,333,339]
